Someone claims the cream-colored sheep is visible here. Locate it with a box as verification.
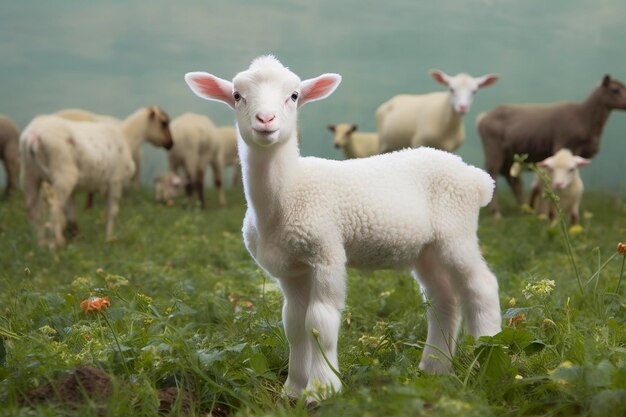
[327,123,379,159]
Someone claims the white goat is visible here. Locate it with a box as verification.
[376,70,499,153]
[20,107,173,248]
[168,113,230,208]
[185,56,501,400]
[529,149,590,225]
[326,123,379,159]
[55,108,142,190]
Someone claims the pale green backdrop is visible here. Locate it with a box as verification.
[2,0,625,192]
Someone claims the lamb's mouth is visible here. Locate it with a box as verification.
[253,127,278,136]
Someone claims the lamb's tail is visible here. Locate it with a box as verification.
[21,130,52,179]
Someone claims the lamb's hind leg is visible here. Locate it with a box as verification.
[305,263,347,399]
[413,244,461,374]
[440,239,501,339]
[279,274,313,398]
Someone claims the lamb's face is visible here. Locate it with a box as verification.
[233,67,301,148]
[431,70,499,115]
[328,123,356,148]
[145,107,174,150]
[538,149,590,190]
[600,75,626,111]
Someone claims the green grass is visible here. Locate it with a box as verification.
[0,188,625,416]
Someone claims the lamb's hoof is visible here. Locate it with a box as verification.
[304,377,341,403]
[105,235,117,243]
[281,379,304,400]
[419,355,452,375]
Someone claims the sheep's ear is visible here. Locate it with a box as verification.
[602,74,612,87]
[349,124,358,133]
[537,157,553,169]
[430,69,450,86]
[299,74,342,107]
[574,156,591,167]
[327,124,336,132]
[476,74,500,88]
[185,72,235,109]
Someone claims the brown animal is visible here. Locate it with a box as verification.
[0,115,20,196]
[477,74,626,217]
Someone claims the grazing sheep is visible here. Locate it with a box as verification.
[217,125,241,186]
[529,149,590,225]
[0,115,20,196]
[185,55,501,400]
[376,70,499,153]
[55,108,142,190]
[326,123,379,159]
[20,107,173,248]
[477,74,626,218]
[167,113,230,208]
[154,171,187,203]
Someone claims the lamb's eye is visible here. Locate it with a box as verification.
[290,92,299,102]
[233,91,241,102]
[611,88,621,95]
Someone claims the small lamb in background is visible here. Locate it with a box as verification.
[185,55,501,400]
[529,148,590,225]
[376,70,499,153]
[326,123,379,159]
[154,171,187,203]
[0,115,20,197]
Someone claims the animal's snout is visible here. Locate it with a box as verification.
[256,113,275,125]
[457,105,468,114]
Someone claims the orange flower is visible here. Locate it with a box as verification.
[507,313,526,327]
[617,242,626,255]
[80,296,111,313]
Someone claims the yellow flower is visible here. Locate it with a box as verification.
[508,297,516,308]
[568,224,584,235]
[80,296,111,313]
[523,279,556,299]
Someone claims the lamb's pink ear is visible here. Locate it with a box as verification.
[476,74,500,88]
[537,157,554,169]
[185,72,235,109]
[574,156,591,167]
[430,69,450,86]
[299,74,342,107]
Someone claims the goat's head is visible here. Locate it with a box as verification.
[185,55,341,148]
[537,149,590,191]
[431,70,499,115]
[146,106,174,150]
[327,123,357,149]
[600,75,626,111]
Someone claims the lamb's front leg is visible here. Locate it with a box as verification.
[279,275,312,398]
[305,264,347,400]
[105,183,123,241]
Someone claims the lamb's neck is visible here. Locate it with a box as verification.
[240,134,301,224]
[121,108,148,153]
[442,93,464,134]
[582,88,611,140]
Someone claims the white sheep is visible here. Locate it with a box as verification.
[326,123,379,159]
[376,70,499,153]
[154,171,187,203]
[20,107,173,248]
[185,56,501,400]
[167,113,232,208]
[529,149,590,225]
[55,108,142,190]
[216,125,241,186]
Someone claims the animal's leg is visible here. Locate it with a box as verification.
[305,263,347,399]
[439,239,501,338]
[528,182,542,210]
[504,173,524,205]
[210,159,227,207]
[195,168,206,209]
[413,244,461,374]
[84,193,95,210]
[23,172,44,244]
[105,183,123,241]
[481,137,505,219]
[3,154,19,196]
[50,183,74,249]
[64,193,79,237]
[279,274,313,398]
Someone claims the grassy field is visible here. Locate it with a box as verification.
[0,187,625,416]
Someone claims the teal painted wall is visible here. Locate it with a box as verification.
[2,0,625,192]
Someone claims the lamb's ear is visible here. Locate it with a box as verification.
[299,74,342,107]
[476,74,500,88]
[602,74,612,87]
[327,124,336,132]
[574,156,591,167]
[430,69,450,86]
[537,157,554,169]
[185,72,235,109]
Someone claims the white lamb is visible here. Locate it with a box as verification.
[154,171,187,203]
[55,108,142,190]
[167,113,232,208]
[216,125,241,186]
[20,107,173,248]
[529,148,590,225]
[326,123,379,159]
[185,55,501,400]
[376,70,499,153]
